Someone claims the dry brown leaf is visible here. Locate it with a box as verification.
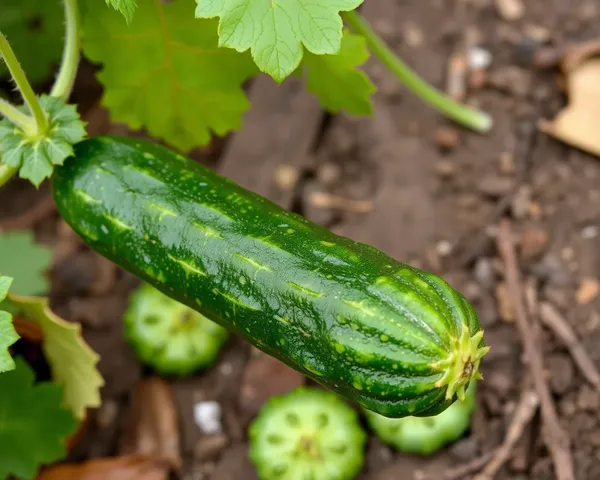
[37,455,168,480]
[119,377,182,471]
[540,58,600,157]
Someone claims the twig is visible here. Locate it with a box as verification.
[416,450,496,480]
[539,301,600,390]
[496,218,574,480]
[473,389,540,480]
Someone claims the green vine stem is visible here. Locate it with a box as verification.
[0,165,17,189]
[50,0,81,100]
[0,32,48,136]
[343,10,493,133]
[0,98,33,131]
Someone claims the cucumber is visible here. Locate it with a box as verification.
[51,135,489,418]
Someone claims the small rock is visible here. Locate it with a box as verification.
[449,436,480,461]
[273,165,298,191]
[194,401,222,435]
[495,0,525,21]
[468,47,492,70]
[478,174,515,198]
[435,127,460,151]
[519,226,549,260]
[581,225,599,239]
[496,282,516,322]
[499,152,515,175]
[316,162,342,187]
[578,385,600,411]
[546,354,574,394]
[576,277,600,305]
[474,257,496,290]
[195,434,229,460]
[532,255,571,286]
[436,240,453,257]
[435,159,456,178]
[402,22,424,47]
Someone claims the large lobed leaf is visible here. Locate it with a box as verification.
[82,0,258,152]
[195,0,364,82]
[0,277,19,373]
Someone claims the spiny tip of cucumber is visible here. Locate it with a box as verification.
[432,324,490,402]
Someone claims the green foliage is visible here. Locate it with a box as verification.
[124,283,229,375]
[364,383,477,455]
[249,387,366,480]
[0,357,78,480]
[7,294,104,419]
[0,95,87,187]
[195,0,364,82]
[302,31,375,115]
[0,231,53,296]
[105,0,137,23]
[82,0,258,152]
[0,277,19,373]
[0,0,64,84]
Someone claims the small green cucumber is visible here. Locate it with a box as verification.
[364,382,477,455]
[52,135,489,417]
[124,283,229,375]
[249,387,366,480]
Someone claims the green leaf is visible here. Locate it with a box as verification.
[0,231,53,296]
[105,0,137,23]
[302,31,375,115]
[195,0,364,82]
[0,277,19,373]
[0,0,64,84]
[0,357,78,480]
[7,294,104,419]
[82,0,258,152]
[0,95,87,187]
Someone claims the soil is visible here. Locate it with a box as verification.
[2,0,600,479]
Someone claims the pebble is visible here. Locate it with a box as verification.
[576,277,600,305]
[468,47,492,70]
[474,257,496,290]
[194,401,223,435]
[274,165,299,191]
[435,126,460,151]
[316,162,342,187]
[478,174,515,198]
[581,225,599,239]
[435,159,456,178]
[495,0,525,21]
[519,226,549,260]
[449,437,480,461]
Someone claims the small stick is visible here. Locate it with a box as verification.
[473,389,540,480]
[496,218,574,480]
[416,450,496,480]
[539,301,600,390]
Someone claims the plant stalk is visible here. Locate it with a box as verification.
[51,0,81,100]
[0,164,17,188]
[0,98,34,130]
[0,31,49,135]
[343,10,493,133]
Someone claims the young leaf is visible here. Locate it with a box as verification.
[82,0,258,152]
[302,31,375,115]
[0,231,53,296]
[0,95,87,187]
[0,0,64,84]
[7,294,104,419]
[0,276,19,373]
[105,0,137,23]
[195,0,364,82]
[0,356,78,480]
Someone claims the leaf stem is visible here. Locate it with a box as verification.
[342,11,493,133]
[0,31,48,135]
[51,0,81,100]
[0,164,17,188]
[0,98,35,130]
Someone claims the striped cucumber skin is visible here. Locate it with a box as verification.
[52,136,488,417]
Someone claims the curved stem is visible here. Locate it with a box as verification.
[343,11,493,133]
[0,98,35,131]
[0,31,48,135]
[51,0,81,100]
[0,164,17,188]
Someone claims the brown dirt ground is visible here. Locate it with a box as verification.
[2,0,600,479]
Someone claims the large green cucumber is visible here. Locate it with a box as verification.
[52,135,489,417]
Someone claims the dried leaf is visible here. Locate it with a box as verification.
[540,58,600,157]
[119,377,182,471]
[37,455,168,480]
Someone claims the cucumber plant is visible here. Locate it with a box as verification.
[0,0,492,476]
